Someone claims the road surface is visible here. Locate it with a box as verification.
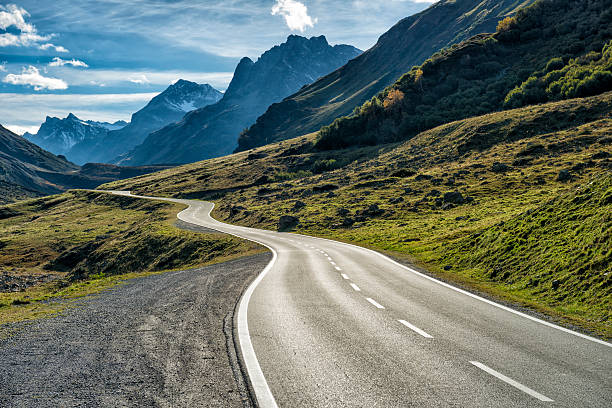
[110,191,612,408]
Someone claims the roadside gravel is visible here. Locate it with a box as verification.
[0,224,270,407]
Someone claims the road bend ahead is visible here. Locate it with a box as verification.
[110,191,611,408]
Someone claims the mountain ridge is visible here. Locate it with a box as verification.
[23,114,127,165]
[117,35,361,166]
[0,124,171,203]
[236,0,537,151]
[92,80,223,164]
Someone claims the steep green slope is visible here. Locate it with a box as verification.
[100,92,612,337]
[440,176,611,325]
[316,0,612,149]
[504,40,612,108]
[237,0,535,151]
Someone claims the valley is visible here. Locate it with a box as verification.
[1,0,611,406]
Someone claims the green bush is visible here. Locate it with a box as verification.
[504,41,612,108]
[546,57,565,72]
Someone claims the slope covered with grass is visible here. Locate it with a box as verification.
[439,176,611,329]
[316,0,612,149]
[0,191,260,326]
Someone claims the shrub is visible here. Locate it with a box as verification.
[497,16,516,32]
[546,57,565,72]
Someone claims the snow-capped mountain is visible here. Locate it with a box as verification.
[24,81,222,164]
[89,80,223,163]
[117,35,361,165]
[24,113,128,165]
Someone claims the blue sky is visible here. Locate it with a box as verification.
[0,0,434,134]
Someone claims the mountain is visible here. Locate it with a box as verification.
[117,35,361,165]
[236,0,537,151]
[96,80,223,163]
[0,124,171,203]
[315,0,612,150]
[2,123,79,197]
[23,114,127,165]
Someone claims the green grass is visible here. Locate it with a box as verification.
[101,92,612,338]
[0,190,262,327]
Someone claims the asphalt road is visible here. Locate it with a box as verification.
[114,192,612,407]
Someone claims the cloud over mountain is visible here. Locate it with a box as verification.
[3,65,68,91]
[271,0,317,32]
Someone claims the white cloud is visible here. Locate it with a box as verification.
[39,43,69,53]
[4,124,40,135]
[49,57,89,68]
[0,4,68,52]
[271,0,317,32]
[128,74,150,84]
[3,65,68,91]
[89,80,106,87]
[0,63,5,72]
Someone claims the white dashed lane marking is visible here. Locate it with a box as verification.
[366,298,385,309]
[470,361,553,402]
[398,320,433,339]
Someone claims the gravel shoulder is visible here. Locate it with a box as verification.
[0,222,271,407]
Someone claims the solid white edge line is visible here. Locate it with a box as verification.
[366,297,385,309]
[350,283,361,292]
[398,319,433,338]
[110,193,279,408]
[470,361,553,402]
[181,202,279,408]
[288,232,612,348]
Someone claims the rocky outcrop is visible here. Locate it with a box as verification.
[119,35,361,165]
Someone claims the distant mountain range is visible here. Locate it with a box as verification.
[0,124,170,203]
[236,0,537,151]
[23,80,222,165]
[24,114,127,165]
[116,35,361,165]
[97,80,223,163]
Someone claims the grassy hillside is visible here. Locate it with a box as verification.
[316,0,612,149]
[101,92,612,338]
[0,191,261,327]
[236,0,536,151]
[439,176,611,326]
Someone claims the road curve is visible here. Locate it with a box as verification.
[108,191,612,408]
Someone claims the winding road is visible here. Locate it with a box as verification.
[111,191,612,408]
